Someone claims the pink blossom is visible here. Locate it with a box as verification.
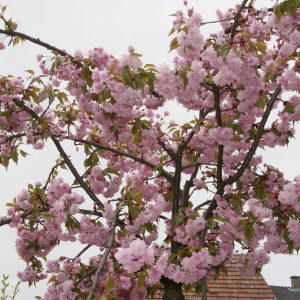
[115,239,154,273]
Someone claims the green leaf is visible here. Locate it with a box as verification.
[255,97,266,109]
[26,69,35,75]
[275,0,300,17]
[121,66,134,88]
[20,149,28,157]
[219,44,231,57]
[100,87,111,102]
[168,26,176,36]
[105,277,115,289]
[256,42,267,54]
[283,229,294,253]
[284,102,295,114]
[144,222,158,233]
[244,222,254,240]
[169,37,179,52]
[1,5,7,13]
[138,272,146,287]
[11,150,18,164]
[130,52,142,57]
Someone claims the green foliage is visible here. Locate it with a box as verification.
[0,274,21,300]
[275,0,300,17]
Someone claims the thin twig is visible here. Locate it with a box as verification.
[182,162,216,170]
[43,161,65,191]
[70,138,174,183]
[200,17,235,26]
[0,207,49,227]
[74,244,92,260]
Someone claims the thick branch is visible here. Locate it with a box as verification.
[181,167,198,207]
[230,0,249,42]
[171,145,183,252]
[213,86,224,189]
[182,109,211,148]
[157,138,177,161]
[87,200,123,300]
[172,146,183,217]
[204,85,281,220]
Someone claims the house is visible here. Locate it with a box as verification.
[151,255,276,299]
[271,276,300,300]
[205,256,275,299]
[150,256,300,299]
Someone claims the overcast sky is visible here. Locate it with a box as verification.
[0,0,300,298]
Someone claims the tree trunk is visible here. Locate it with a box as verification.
[161,277,184,300]
[201,278,207,300]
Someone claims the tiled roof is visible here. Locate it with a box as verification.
[206,256,275,300]
[149,256,276,300]
[270,286,300,300]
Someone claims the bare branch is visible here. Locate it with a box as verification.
[0,28,81,67]
[194,200,212,210]
[73,244,92,260]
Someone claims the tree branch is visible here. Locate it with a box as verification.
[181,167,198,207]
[213,86,224,189]
[0,28,81,67]
[87,200,123,300]
[43,161,65,191]
[182,109,211,148]
[182,162,216,170]
[204,85,281,221]
[171,145,183,252]
[224,85,281,185]
[0,207,49,227]
[73,244,92,260]
[229,0,249,42]
[70,138,174,183]
[12,99,104,208]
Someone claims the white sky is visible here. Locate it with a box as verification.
[0,0,300,298]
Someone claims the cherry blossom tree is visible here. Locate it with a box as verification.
[1,0,300,299]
